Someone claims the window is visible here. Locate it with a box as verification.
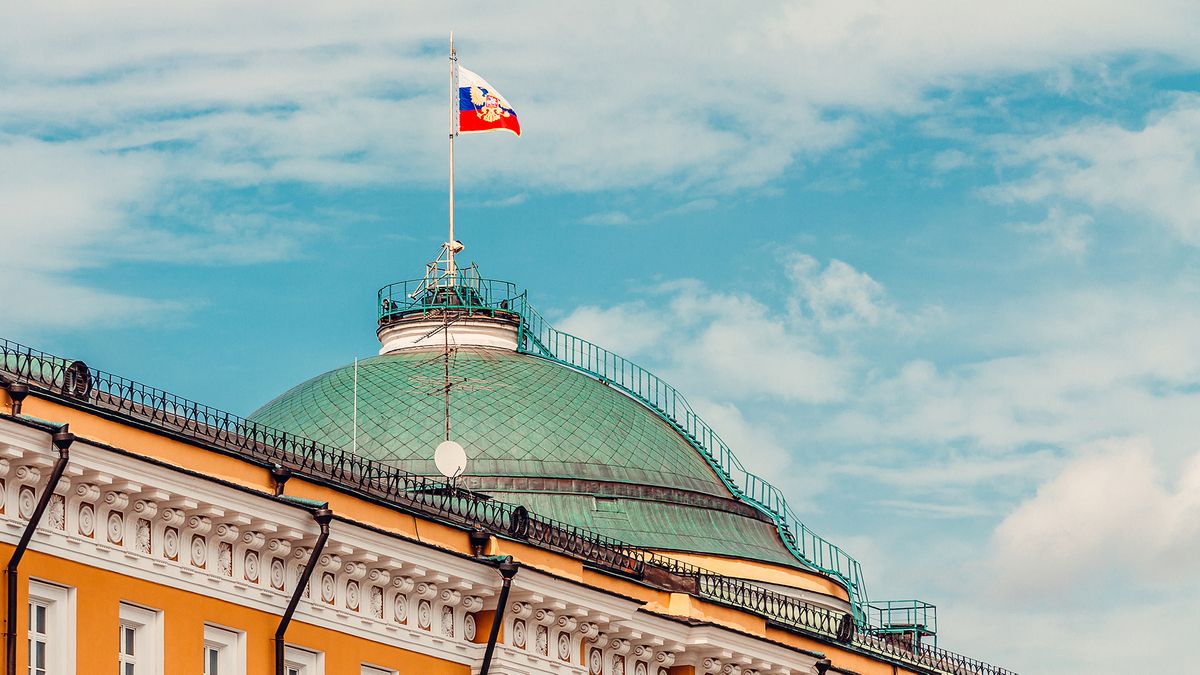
[28,580,73,675]
[118,623,135,675]
[118,603,163,675]
[202,625,244,675]
[283,645,323,675]
[361,666,396,675]
[28,600,46,675]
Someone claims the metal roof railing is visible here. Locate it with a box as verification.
[377,267,528,324]
[0,335,1012,675]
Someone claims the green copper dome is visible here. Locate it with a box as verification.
[249,346,804,568]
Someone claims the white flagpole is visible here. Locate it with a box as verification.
[448,32,457,280]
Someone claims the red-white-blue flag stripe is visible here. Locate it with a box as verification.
[456,64,521,137]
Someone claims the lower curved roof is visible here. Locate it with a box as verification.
[249,347,803,568]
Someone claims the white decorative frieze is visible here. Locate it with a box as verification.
[15,465,41,485]
[104,490,128,509]
[78,503,95,538]
[417,597,433,630]
[0,420,820,675]
[47,494,65,530]
[579,621,601,642]
[414,580,438,600]
[370,585,385,620]
[18,486,36,520]
[215,522,239,542]
[106,510,123,545]
[190,533,208,569]
[160,507,185,526]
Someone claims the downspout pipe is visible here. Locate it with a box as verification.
[3,384,29,417]
[478,557,519,675]
[5,425,73,675]
[813,658,860,675]
[275,505,332,675]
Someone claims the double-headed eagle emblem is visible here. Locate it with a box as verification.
[470,84,511,123]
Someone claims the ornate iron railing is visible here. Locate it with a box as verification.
[377,270,527,324]
[0,336,1013,675]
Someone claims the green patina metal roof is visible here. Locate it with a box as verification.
[249,347,802,568]
[251,348,726,494]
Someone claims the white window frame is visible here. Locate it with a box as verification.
[283,645,324,675]
[28,579,74,675]
[360,665,396,675]
[118,602,163,675]
[203,624,245,675]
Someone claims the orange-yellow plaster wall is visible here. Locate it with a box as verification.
[18,397,276,494]
[655,551,850,602]
[7,545,469,675]
[656,592,767,637]
[763,625,924,675]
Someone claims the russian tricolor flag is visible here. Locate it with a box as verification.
[456,65,521,137]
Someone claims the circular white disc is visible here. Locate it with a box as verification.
[434,440,467,478]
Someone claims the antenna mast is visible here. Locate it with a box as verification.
[447,32,458,282]
[352,357,359,453]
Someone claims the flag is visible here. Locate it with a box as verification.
[456,65,521,137]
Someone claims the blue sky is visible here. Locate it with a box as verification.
[4,3,1200,672]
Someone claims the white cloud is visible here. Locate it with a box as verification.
[579,211,632,226]
[0,139,166,332]
[990,95,1200,245]
[1009,207,1092,258]
[671,305,852,402]
[930,148,973,173]
[3,1,1199,337]
[0,274,178,335]
[3,2,1199,199]
[556,249,943,410]
[990,438,1200,597]
[939,591,1200,675]
[786,253,892,331]
[659,198,718,218]
[0,139,160,270]
[819,281,1200,460]
[473,193,527,208]
[834,449,1060,494]
[0,137,305,333]
[557,302,665,355]
[871,499,991,518]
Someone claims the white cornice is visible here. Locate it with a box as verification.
[0,417,844,675]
